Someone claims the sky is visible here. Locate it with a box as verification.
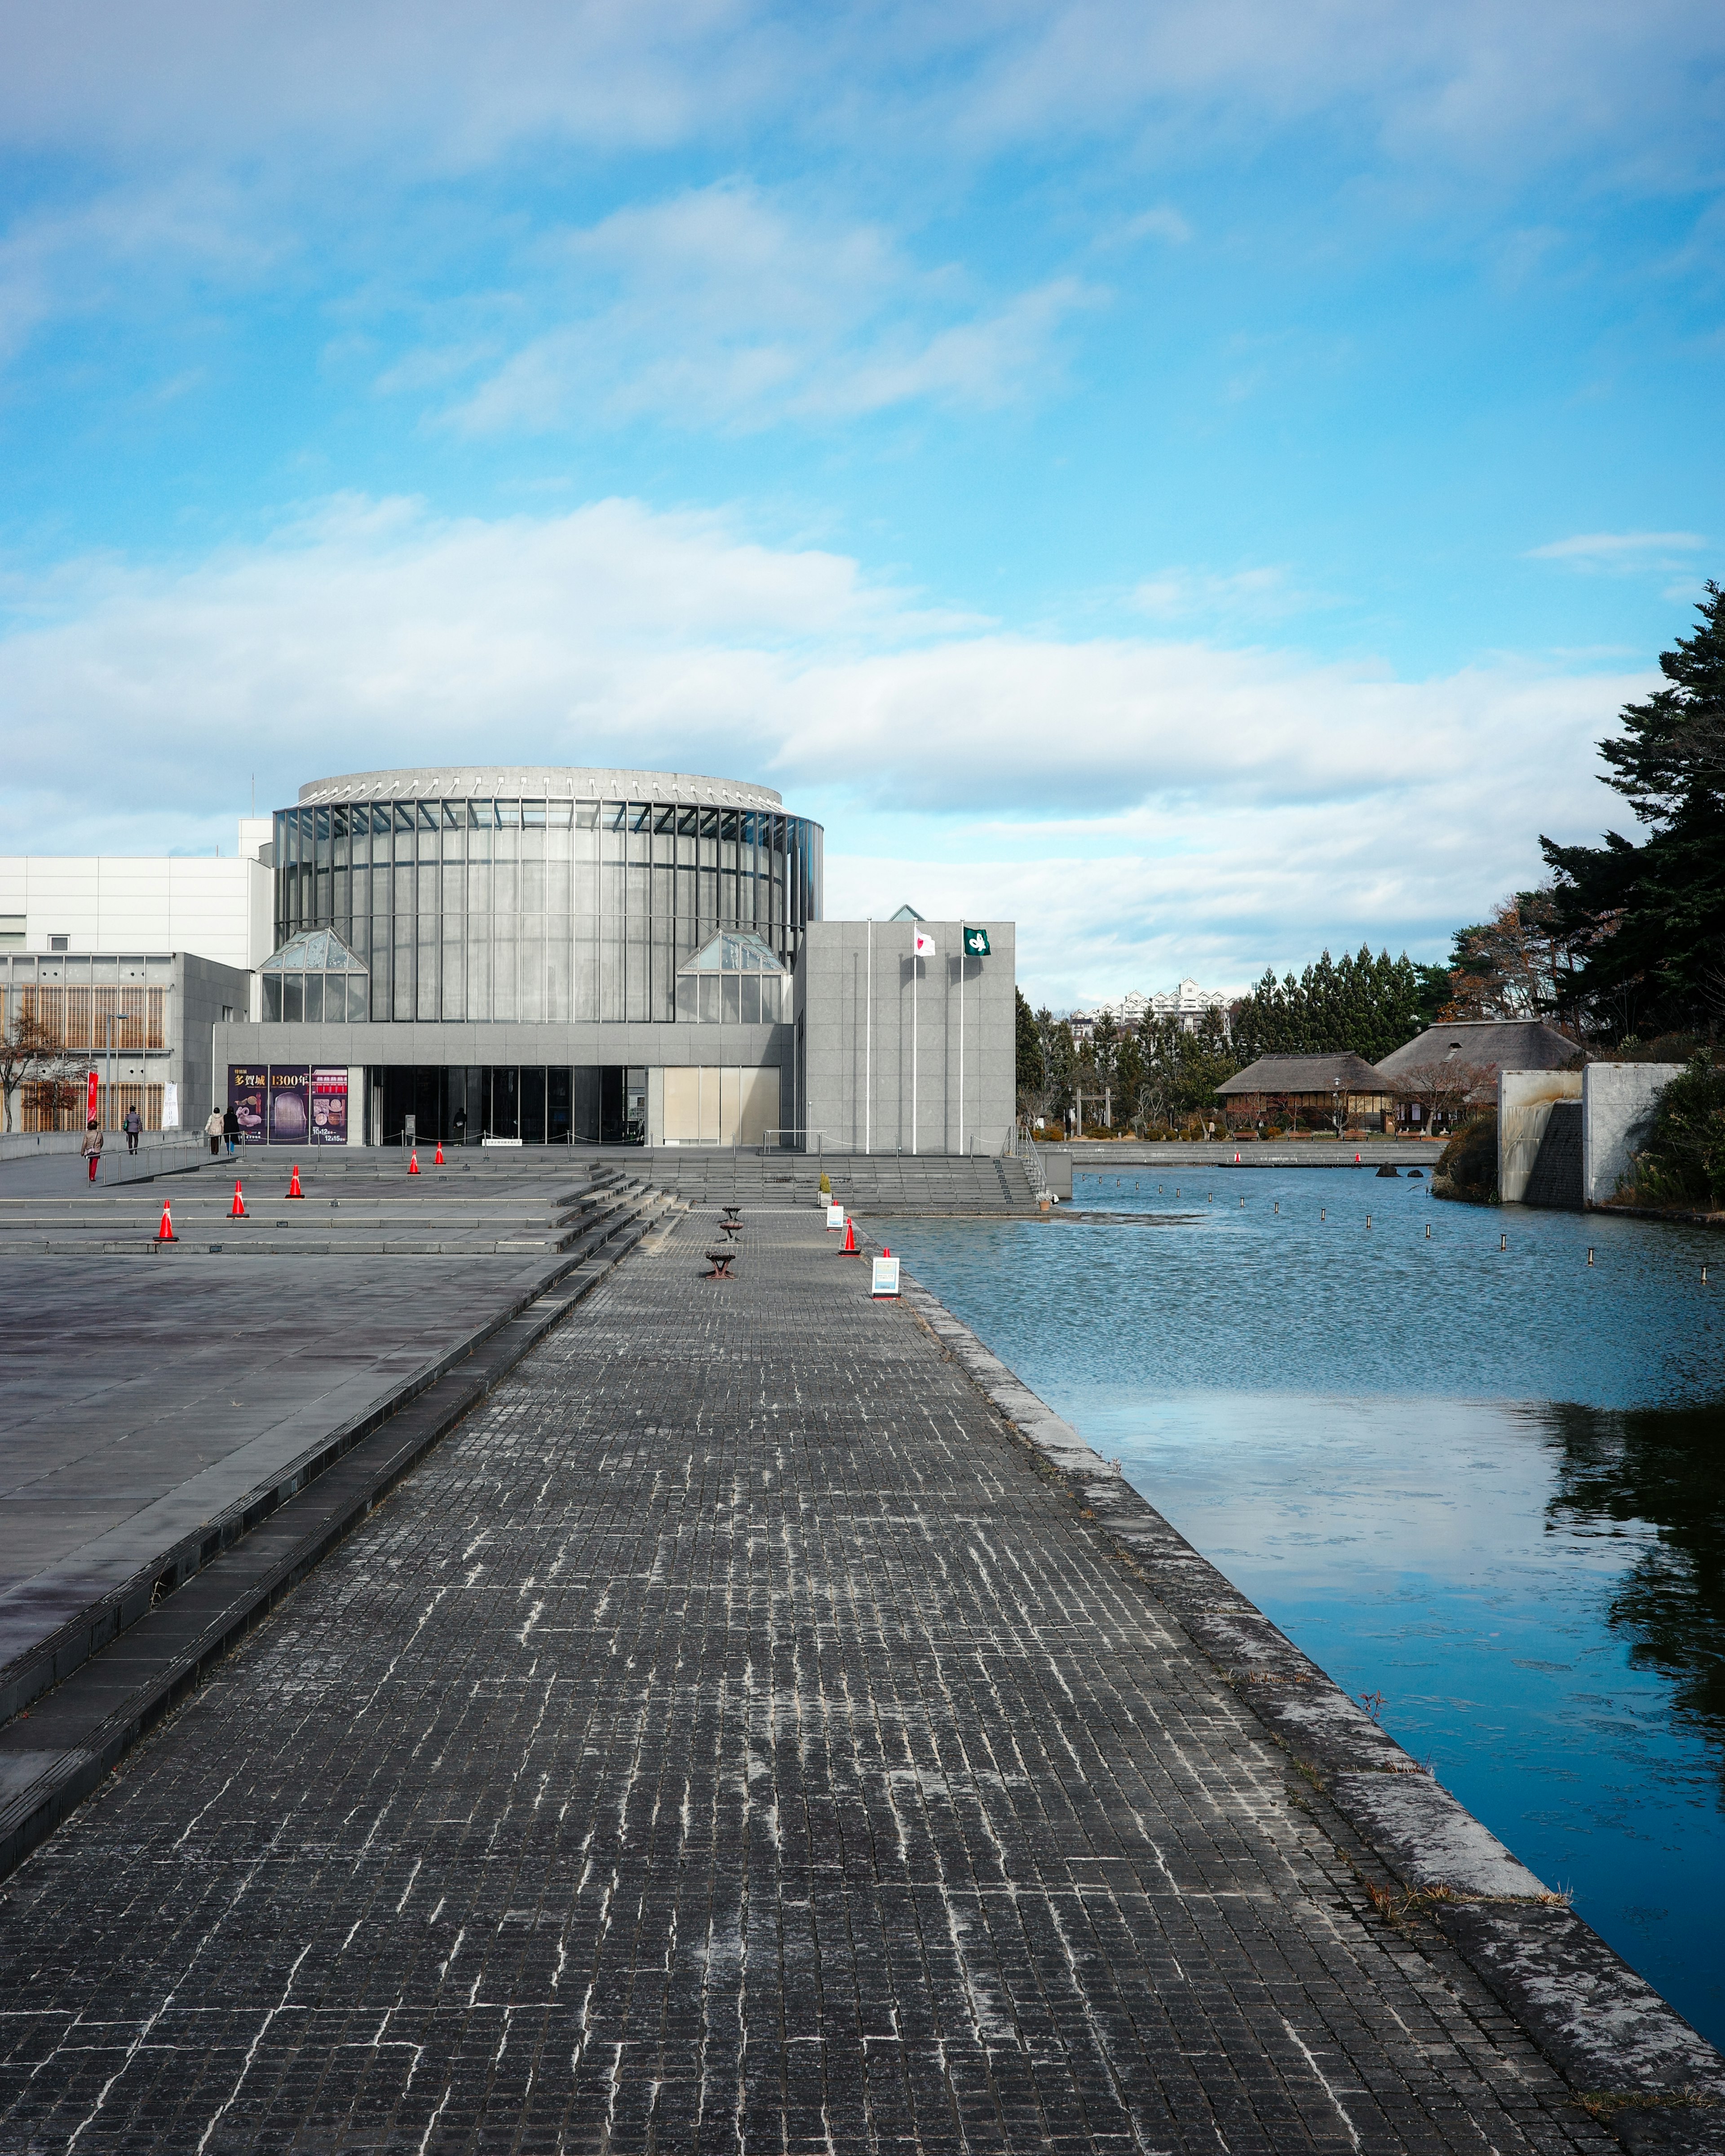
[1,2,1721,1011]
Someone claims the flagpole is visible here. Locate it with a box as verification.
[959,936,964,1159]
[912,928,917,1157]
[865,919,872,1156]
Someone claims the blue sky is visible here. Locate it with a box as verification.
[1,2,1721,1009]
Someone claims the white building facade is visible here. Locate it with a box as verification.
[0,822,275,972]
[1070,977,1232,1043]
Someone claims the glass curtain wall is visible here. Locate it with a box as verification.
[275,796,820,1024]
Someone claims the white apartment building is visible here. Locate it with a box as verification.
[1070,977,1232,1042]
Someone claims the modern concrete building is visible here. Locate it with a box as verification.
[0,822,270,1133]
[796,919,1017,1156]
[199,764,1015,1151]
[0,950,253,1135]
[0,825,275,972]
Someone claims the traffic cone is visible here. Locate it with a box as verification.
[287,1163,304,1197]
[408,1150,421,1175]
[434,1142,445,1165]
[230,1180,247,1218]
[155,1198,176,1242]
[841,1216,858,1255]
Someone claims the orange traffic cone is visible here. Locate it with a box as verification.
[287,1163,304,1197]
[841,1216,858,1255]
[155,1198,176,1242]
[434,1142,445,1165]
[408,1150,421,1175]
[230,1180,247,1218]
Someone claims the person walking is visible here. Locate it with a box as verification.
[222,1102,239,1155]
[203,1105,224,1158]
[80,1116,104,1184]
[122,1105,142,1157]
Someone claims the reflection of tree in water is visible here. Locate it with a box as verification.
[1543,1400,1725,1768]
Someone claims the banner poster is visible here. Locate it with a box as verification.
[229,1065,269,1144]
[162,1081,179,1129]
[310,1066,348,1145]
[267,1065,310,1145]
[86,1070,98,1125]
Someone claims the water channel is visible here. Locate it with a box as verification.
[884,1164,1725,2050]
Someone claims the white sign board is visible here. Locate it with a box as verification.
[482,1135,523,1148]
[162,1082,179,1129]
[871,1255,900,1298]
[826,1202,844,1229]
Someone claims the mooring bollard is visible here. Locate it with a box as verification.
[1321,1208,1326,1222]
[1588,1247,1594,1265]
[1366,1214,1371,1229]
[1425,1223,1431,1238]
[1500,1233,1508,1250]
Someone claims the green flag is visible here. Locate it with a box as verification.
[963,925,991,957]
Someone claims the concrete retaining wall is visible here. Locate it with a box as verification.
[1583,1061,1685,1206]
[1498,1069,1582,1203]
[1497,1062,1687,1209]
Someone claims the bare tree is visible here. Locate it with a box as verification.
[0,1007,84,1134]
[1391,1059,1495,1132]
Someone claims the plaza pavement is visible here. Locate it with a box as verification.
[0,1201,1667,2153]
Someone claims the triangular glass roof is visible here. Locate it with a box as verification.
[678,929,787,976]
[261,928,369,973]
[890,903,925,921]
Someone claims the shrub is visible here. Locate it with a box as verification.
[1434,1110,1498,1204]
[1621,1054,1725,1209]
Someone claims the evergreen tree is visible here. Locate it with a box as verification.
[1014,987,1044,1100]
[1541,580,1725,1038]
[1227,948,1420,1064]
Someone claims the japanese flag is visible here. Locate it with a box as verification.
[914,930,937,956]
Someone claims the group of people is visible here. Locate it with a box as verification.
[204,1105,240,1157]
[77,1101,238,1182]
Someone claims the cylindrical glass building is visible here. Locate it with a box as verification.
[275,767,822,1025]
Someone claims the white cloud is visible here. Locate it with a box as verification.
[0,494,1644,999]
[1130,564,1326,623]
[437,183,1099,431]
[1095,205,1192,248]
[1526,530,1707,570]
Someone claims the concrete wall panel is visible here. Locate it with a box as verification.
[1499,1069,1583,1203]
[1582,1062,1685,1206]
[796,920,1016,1155]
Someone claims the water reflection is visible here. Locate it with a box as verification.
[1544,1400,1725,1753]
[882,1168,1725,2048]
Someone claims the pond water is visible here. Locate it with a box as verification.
[882,1166,1725,2049]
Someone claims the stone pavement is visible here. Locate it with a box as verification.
[0,1206,1628,2152]
[0,1253,601,1701]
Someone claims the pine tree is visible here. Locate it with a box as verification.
[1541,580,1725,1038]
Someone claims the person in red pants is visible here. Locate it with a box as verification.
[80,1117,104,1184]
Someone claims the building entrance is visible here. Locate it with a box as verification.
[372,1066,639,1145]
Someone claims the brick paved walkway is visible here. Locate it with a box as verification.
[0,1208,1613,2153]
